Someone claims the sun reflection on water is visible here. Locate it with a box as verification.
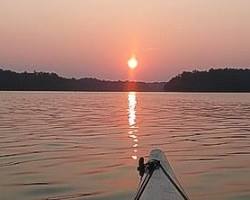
[128,92,138,160]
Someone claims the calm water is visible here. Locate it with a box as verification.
[0,92,250,200]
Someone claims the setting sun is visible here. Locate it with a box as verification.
[128,57,138,69]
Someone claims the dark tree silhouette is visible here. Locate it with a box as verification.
[164,68,250,92]
[0,68,165,91]
[2,68,249,92]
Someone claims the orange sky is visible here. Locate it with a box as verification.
[0,0,250,81]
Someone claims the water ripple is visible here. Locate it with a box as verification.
[0,92,250,200]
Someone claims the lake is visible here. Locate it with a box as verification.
[0,92,250,200]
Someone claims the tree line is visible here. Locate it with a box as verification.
[164,68,250,92]
[0,68,165,91]
[1,68,250,92]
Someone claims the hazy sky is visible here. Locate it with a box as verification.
[0,0,250,81]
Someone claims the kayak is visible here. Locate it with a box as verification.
[134,149,189,200]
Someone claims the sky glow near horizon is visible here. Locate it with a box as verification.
[0,0,250,81]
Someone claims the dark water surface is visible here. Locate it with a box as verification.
[0,92,250,200]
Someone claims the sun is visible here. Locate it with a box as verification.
[128,57,138,69]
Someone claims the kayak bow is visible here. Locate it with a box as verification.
[134,149,190,200]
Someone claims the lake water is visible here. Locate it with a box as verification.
[0,92,250,200]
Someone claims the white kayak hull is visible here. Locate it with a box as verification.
[134,149,189,200]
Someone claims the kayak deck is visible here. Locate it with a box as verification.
[134,149,189,200]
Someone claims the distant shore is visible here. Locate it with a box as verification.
[1,68,250,92]
[164,68,250,92]
[0,68,165,92]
